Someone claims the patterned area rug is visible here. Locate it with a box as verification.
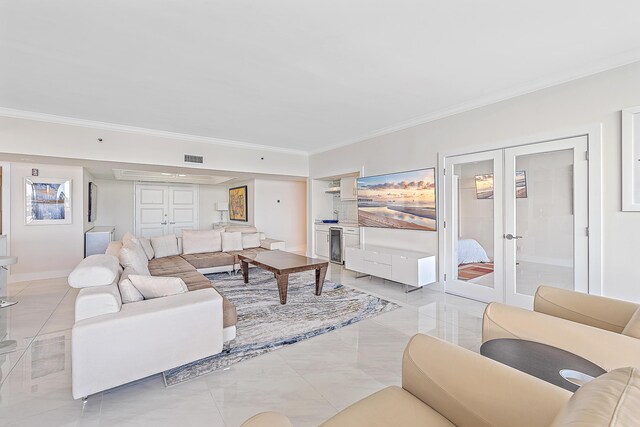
[162,269,399,386]
[458,262,494,281]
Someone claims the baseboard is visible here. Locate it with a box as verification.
[286,245,307,255]
[9,269,72,284]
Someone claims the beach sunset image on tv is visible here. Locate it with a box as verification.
[357,168,436,231]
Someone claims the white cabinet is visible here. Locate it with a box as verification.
[345,245,436,289]
[315,230,330,258]
[340,177,357,201]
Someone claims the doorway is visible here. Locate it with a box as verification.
[134,183,199,238]
[443,135,589,308]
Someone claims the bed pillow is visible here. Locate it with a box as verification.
[457,239,491,265]
[151,235,180,258]
[118,241,150,275]
[138,237,155,260]
[242,232,261,249]
[118,266,144,303]
[222,232,243,252]
[182,230,222,254]
[128,275,188,299]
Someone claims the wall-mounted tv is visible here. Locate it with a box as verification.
[357,168,436,231]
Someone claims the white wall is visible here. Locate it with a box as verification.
[93,179,134,240]
[198,184,228,229]
[9,162,85,281]
[0,116,308,177]
[254,179,307,252]
[310,61,640,302]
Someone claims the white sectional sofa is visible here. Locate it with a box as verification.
[69,226,284,399]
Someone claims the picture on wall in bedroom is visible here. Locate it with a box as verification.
[474,171,528,199]
[357,168,436,231]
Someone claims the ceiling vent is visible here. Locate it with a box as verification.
[184,154,204,164]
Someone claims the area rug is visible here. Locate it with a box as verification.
[458,262,494,281]
[162,269,399,386]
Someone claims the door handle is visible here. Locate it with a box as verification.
[504,233,523,240]
[161,221,167,225]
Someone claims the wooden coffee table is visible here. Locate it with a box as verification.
[480,338,606,392]
[238,250,329,305]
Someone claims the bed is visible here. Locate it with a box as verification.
[457,239,490,265]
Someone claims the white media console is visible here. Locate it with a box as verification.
[345,244,436,290]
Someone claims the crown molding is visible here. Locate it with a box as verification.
[0,107,309,156]
[309,51,640,155]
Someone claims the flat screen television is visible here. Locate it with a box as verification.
[357,167,436,231]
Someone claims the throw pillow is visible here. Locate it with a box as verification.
[151,235,180,258]
[221,231,243,252]
[138,237,155,260]
[224,225,258,234]
[118,266,144,303]
[128,275,188,299]
[242,232,261,249]
[622,307,640,339]
[182,230,222,254]
[68,254,120,288]
[118,241,150,275]
[122,231,137,245]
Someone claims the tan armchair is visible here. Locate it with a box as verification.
[243,333,574,427]
[483,286,640,371]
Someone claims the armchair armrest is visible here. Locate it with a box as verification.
[534,286,639,333]
[483,302,640,371]
[402,334,570,427]
[72,289,223,399]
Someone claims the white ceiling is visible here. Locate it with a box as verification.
[2,1,640,153]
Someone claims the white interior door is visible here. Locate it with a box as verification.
[135,183,199,238]
[504,136,589,308]
[444,150,504,303]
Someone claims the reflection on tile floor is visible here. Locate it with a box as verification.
[0,265,487,426]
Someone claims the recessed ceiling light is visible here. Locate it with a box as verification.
[161,173,172,176]
[178,174,187,177]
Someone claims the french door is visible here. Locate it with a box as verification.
[135,183,199,238]
[444,136,589,308]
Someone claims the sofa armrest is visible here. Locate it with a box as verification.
[402,334,570,427]
[534,286,639,333]
[483,302,640,371]
[72,289,223,399]
[241,412,293,427]
[260,238,285,251]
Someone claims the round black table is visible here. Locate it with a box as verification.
[480,339,606,392]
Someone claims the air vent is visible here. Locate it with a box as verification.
[184,154,203,164]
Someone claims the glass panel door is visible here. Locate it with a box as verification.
[504,136,589,308]
[445,150,504,303]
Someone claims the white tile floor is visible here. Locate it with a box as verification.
[0,265,487,426]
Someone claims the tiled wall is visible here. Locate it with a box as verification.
[332,195,358,222]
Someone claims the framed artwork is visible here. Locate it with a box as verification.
[357,168,437,231]
[622,106,640,211]
[229,185,248,222]
[88,182,98,222]
[475,172,527,199]
[25,178,72,225]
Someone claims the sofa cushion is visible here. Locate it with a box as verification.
[105,241,123,257]
[151,235,180,258]
[222,232,243,252]
[118,241,150,275]
[148,255,195,276]
[224,225,258,234]
[181,252,235,269]
[160,270,237,328]
[622,307,640,339]
[129,275,188,299]
[321,386,454,427]
[122,231,136,245]
[182,230,222,255]
[68,254,120,288]
[118,266,144,303]
[75,280,122,322]
[242,233,261,249]
[138,237,155,260]
[551,367,639,426]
